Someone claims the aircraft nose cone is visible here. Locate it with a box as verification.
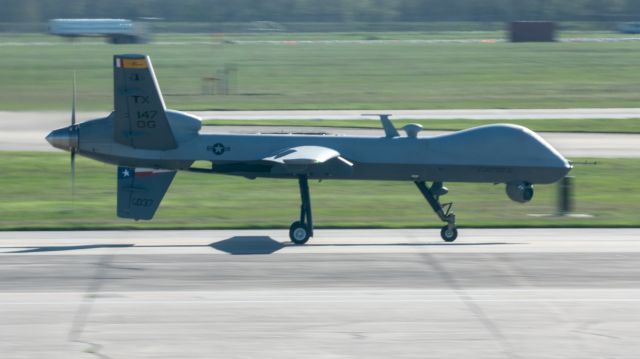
[46,126,78,151]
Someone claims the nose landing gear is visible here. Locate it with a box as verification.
[440,225,458,242]
[415,181,458,242]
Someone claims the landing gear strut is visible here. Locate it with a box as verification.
[289,175,313,245]
[415,181,458,242]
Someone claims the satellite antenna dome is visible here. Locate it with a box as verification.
[402,123,423,138]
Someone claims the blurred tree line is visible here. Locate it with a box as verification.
[1,0,639,23]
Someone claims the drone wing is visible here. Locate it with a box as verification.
[263,146,342,165]
[262,146,353,176]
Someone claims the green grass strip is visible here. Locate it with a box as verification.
[1,152,638,230]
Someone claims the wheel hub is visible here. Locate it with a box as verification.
[293,227,307,241]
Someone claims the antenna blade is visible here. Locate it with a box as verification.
[362,114,399,138]
[380,114,399,138]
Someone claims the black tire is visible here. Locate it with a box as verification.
[440,225,458,242]
[289,221,310,245]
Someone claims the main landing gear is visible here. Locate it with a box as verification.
[289,175,313,245]
[287,178,457,244]
[415,181,458,242]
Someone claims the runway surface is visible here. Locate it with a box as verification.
[195,108,640,120]
[2,111,640,157]
[5,108,640,122]
[2,37,640,47]
[2,228,640,358]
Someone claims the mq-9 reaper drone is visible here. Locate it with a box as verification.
[46,54,572,244]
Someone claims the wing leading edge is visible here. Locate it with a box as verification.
[262,146,353,177]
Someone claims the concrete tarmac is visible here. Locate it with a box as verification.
[2,111,640,157]
[3,36,640,47]
[2,229,640,358]
[5,108,640,123]
[193,108,640,120]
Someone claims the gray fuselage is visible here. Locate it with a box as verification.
[76,110,571,184]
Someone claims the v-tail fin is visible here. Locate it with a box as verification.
[113,54,177,150]
[117,166,176,220]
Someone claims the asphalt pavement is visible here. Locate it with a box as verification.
[1,229,640,358]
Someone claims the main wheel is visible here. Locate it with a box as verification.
[440,225,458,242]
[289,221,311,245]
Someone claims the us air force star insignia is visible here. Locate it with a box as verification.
[122,169,130,177]
[213,143,224,155]
[207,143,229,156]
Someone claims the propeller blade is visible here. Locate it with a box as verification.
[71,71,77,126]
[71,150,76,196]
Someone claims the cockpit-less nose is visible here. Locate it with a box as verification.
[46,126,78,152]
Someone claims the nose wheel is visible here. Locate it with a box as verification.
[415,181,458,242]
[289,175,313,245]
[440,225,458,242]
